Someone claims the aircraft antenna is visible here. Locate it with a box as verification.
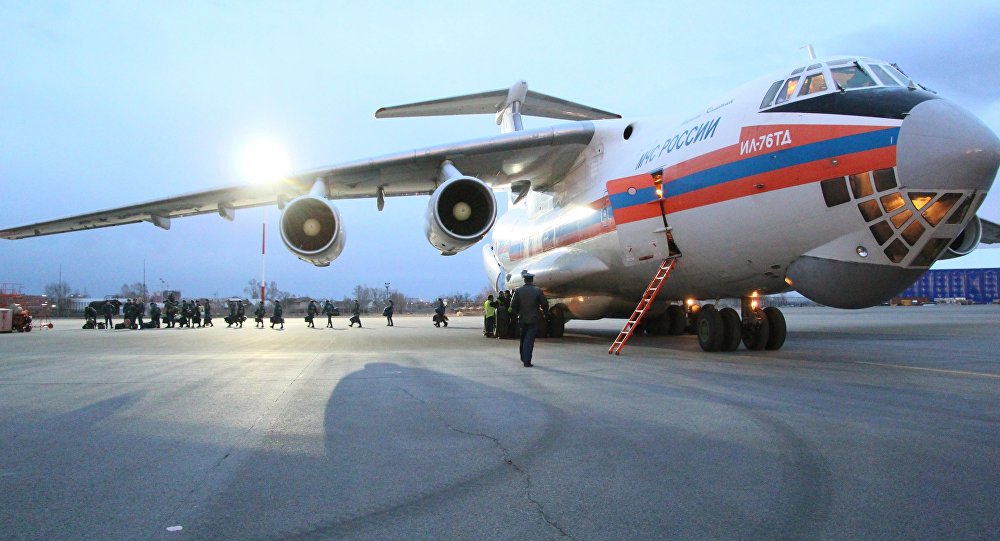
[802,44,816,60]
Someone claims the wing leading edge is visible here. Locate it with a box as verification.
[0,122,596,240]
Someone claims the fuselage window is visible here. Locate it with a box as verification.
[873,168,898,192]
[869,64,902,87]
[820,177,850,207]
[774,76,801,104]
[798,72,828,96]
[760,80,783,109]
[850,172,874,198]
[831,65,877,89]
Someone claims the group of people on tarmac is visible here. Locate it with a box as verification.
[77,277,548,366]
[81,295,279,331]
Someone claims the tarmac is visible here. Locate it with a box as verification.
[1,305,999,540]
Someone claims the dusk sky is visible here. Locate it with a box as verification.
[2,1,999,301]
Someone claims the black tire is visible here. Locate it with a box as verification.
[696,307,724,352]
[667,305,686,335]
[742,309,770,351]
[648,314,670,336]
[548,305,566,338]
[763,307,786,350]
[719,307,742,352]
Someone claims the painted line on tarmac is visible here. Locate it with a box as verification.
[853,361,1000,379]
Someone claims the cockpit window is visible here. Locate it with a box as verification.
[760,80,783,109]
[798,72,828,96]
[831,65,877,89]
[774,76,801,104]
[869,64,902,87]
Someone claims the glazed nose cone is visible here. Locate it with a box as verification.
[896,98,1000,191]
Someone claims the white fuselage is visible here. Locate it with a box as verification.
[485,56,999,318]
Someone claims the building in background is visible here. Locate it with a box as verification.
[895,268,1000,304]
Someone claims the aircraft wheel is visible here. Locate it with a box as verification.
[763,307,786,350]
[646,315,667,336]
[719,307,742,352]
[667,305,686,335]
[696,307,723,352]
[742,309,770,351]
[548,305,566,338]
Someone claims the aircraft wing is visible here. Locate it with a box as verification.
[0,122,595,240]
[981,218,1000,244]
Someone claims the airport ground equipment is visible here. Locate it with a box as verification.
[609,258,676,355]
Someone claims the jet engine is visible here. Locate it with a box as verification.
[279,195,345,267]
[425,175,497,255]
[939,215,982,260]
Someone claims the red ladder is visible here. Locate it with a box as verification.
[609,258,677,355]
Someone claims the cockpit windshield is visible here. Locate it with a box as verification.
[830,64,876,90]
[759,58,917,110]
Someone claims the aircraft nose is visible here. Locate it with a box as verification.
[896,98,1000,191]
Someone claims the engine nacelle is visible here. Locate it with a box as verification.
[938,215,983,260]
[425,176,497,255]
[279,195,345,267]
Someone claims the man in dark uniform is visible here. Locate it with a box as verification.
[271,300,284,329]
[509,272,548,367]
[383,300,394,326]
[433,298,447,327]
[134,299,145,329]
[164,296,176,328]
[236,300,246,327]
[203,300,213,327]
[307,300,318,328]
[103,300,115,330]
[149,301,161,328]
[192,301,203,328]
[323,300,335,328]
[254,301,265,328]
[84,304,97,329]
[122,299,133,329]
[348,300,361,328]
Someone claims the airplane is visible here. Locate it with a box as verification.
[3,55,1000,353]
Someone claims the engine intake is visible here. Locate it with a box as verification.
[425,176,496,255]
[940,215,982,259]
[279,195,345,267]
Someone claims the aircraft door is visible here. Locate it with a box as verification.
[607,172,677,266]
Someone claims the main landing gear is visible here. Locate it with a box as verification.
[694,298,786,352]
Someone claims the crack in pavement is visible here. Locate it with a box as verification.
[397,386,575,540]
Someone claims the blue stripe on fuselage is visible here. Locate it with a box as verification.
[662,127,899,198]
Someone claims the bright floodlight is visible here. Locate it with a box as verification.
[240,137,290,184]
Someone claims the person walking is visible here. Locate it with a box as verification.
[307,300,319,328]
[271,300,284,329]
[349,300,362,328]
[483,294,497,337]
[509,273,548,367]
[383,300,394,326]
[323,300,336,328]
[236,300,246,328]
[254,301,266,328]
